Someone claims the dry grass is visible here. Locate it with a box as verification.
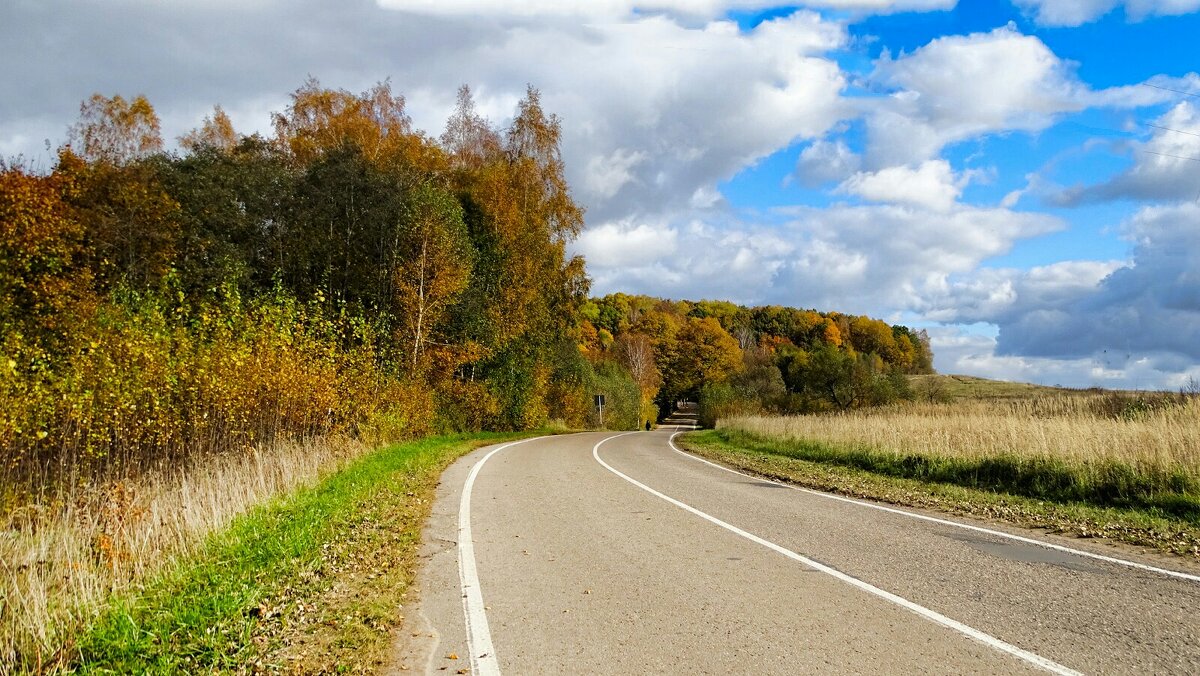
[908,373,1089,402]
[0,435,370,672]
[722,396,1200,477]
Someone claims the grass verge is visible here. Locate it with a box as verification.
[67,431,535,675]
[677,429,1200,558]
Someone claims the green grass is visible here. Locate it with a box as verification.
[70,431,535,674]
[678,429,1200,556]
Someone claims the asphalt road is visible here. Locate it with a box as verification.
[392,416,1200,675]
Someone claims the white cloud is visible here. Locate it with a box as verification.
[864,26,1090,166]
[929,327,1200,389]
[377,0,956,20]
[921,203,1200,379]
[585,148,648,200]
[573,216,795,302]
[796,138,861,185]
[1014,0,1200,26]
[768,204,1062,313]
[1056,101,1200,204]
[919,259,1125,324]
[574,219,680,268]
[836,159,970,211]
[579,203,1062,316]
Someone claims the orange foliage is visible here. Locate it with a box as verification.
[179,105,239,152]
[0,167,93,338]
[273,78,442,171]
[68,93,162,164]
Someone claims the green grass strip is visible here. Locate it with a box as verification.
[71,431,533,674]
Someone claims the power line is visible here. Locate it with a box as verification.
[1141,82,1200,99]
[1141,149,1200,162]
[1146,123,1200,139]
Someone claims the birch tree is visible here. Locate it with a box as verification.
[393,185,472,371]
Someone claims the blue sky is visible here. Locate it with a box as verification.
[2,0,1199,388]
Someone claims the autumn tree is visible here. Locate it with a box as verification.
[443,86,588,427]
[660,316,742,409]
[441,85,502,172]
[179,105,239,153]
[849,316,899,363]
[393,184,473,371]
[506,85,584,243]
[153,136,293,296]
[613,331,661,424]
[0,166,92,344]
[68,93,162,165]
[55,147,181,289]
[272,78,439,172]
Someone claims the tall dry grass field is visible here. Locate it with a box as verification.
[720,394,1200,512]
[0,436,369,672]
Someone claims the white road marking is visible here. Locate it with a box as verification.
[458,436,548,676]
[594,433,1080,675]
[666,430,1200,584]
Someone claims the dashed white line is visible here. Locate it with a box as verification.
[593,434,1080,675]
[458,436,548,676]
[666,430,1200,584]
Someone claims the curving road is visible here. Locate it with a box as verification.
[393,415,1200,675]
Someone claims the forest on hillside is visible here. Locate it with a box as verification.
[0,80,932,502]
[578,294,933,428]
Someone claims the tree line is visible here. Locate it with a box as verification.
[0,81,601,497]
[577,294,934,428]
[0,80,934,500]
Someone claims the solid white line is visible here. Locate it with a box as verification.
[667,432,1200,584]
[458,436,548,676]
[593,435,1080,676]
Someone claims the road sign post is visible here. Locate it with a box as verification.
[594,394,605,428]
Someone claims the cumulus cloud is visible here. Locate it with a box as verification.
[487,11,850,221]
[920,203,1200,382]
[574,219,680,268]
[0,2,851,224]
[999,203,1200,360]
[377,0,956,20]
[585,149,648,200]
[573,216,795,302]
[862,26,1090,166]
[1014,0,1200,26]
[929,327,1200,389]
[836,159,972,211]
[919,260,1125,324]
[1055,102,1200,204]
[768,204,1062,312]
[851,27,1194,171]
[576,203,1063,315]
[796,138,861,185]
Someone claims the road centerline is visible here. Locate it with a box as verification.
[592,433,1080,676]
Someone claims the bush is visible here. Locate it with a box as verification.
[0,284,436,503]
[586,360,641,430]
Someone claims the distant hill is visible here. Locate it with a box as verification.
[908,374,1136,402]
